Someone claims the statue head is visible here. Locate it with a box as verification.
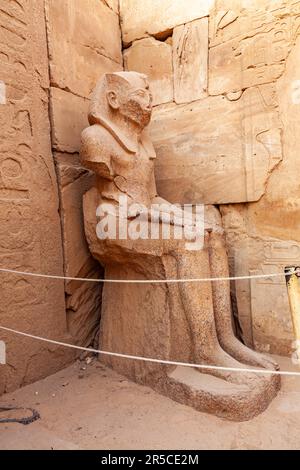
[89,71,153,130]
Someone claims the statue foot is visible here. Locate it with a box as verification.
[196,347,267,388]
[220,335,280,371]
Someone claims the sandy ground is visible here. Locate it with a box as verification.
[1,356,300,450]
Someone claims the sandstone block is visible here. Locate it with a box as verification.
[50,87,89,153]
[120,0,213,45]
[124,38,173,106]
[46,0,122,98]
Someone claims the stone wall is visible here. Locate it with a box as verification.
[0,0,74,394]
[120,0,300,355]
[45,0,123,349]
[0,0,123,393]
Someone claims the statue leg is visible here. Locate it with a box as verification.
[174,244,265,387]
[208,229,280,371]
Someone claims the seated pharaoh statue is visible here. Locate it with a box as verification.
[80,71,280,421]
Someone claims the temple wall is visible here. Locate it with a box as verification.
[120,0,300,354]
[0,0,73,394]
[45,0,123,349]
[0,0,123,393]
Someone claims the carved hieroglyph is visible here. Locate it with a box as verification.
[80,71,280,421]
[0,0,74,393]
[209,0,300,95]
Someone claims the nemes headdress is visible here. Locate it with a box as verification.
[88,72,148,125]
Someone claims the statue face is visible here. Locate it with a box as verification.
[124,84,153,127]
[107,79,153,128]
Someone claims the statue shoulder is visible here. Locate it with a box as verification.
[81,124,116,157]
[80,124,116,179]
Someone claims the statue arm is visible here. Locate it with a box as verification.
[149,170,222,233]
[149,172,194,228]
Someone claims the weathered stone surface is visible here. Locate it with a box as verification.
[55,153,102,347]
[46,0,122,98]
[173,17,208,103]
[120,0,214,45]
[124,38,173,106]
[150,84,282,204]
[209,1,300,95]
[50,87,89,153]
[0,0,74,394]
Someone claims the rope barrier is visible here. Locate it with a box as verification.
[0,325,300,377]
[0,267,298,377]
[0,267,293,284]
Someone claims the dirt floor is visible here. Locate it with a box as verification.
[0,355,300,450]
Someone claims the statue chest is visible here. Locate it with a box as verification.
[111,143,155,185]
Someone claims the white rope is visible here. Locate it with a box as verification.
[0,267,294,283]
[0,325,299,377]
